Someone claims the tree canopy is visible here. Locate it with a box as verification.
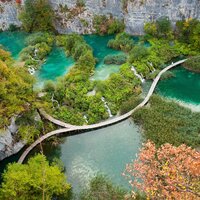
[124,141,200,199]
[80,175,127,200]
[0,49,36,128]
[19,0,55,32]
[0,154,71,200]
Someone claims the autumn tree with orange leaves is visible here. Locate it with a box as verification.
[124,141,200,200]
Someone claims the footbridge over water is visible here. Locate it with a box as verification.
[18,59,186,164]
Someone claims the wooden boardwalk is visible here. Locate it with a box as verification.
[18,59,186,164]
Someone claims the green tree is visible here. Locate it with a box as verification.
[144,22,157,36]
[0,154,71,200]
[190,22,200,51]
[80,175,127,200]
[19,0,55,32]
[144,17,172,38]
[0,49,36,128]
[107,32,134,52]
[129,45,149,63]
[156,17,172,38]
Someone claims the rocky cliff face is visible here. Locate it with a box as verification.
[0,117,25,161]
[125,0,200,34]
[0,1,21,30]
[0,0,200,34]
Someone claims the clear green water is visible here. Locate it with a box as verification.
[35,47,74,86]
[0,119,141,191]
[26,119,141,192]
[84,35,148,80]
[0,32,74,85]
[2,33,200,193]
[0,33,126,81]
[84,35,124,80]
[156,66,200,109]
[0,31,28,59]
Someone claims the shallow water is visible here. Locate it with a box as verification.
[35,47,74,87]
[0,31,28,59]
[84,35,125,80]
[156,66,200,109]
[27,119,142,192]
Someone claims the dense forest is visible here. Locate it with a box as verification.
[0,0,200,199]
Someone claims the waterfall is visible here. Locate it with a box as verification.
[34,48,38,57]
[101,97,113,118]
[148,62,156,73]
[28,67,35,75]
[131,66,145,83]
[83,115,88,123]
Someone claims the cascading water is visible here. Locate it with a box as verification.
[84,115,89,123]
[28,67,35,75]
[101,97,113,118]
[131,66,145,83]
[34,48,38,58]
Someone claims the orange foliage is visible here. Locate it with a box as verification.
[124,141,200,200]
[16,0,21,4]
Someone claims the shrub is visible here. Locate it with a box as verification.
[76,0,85,7]
[120,96,142,114]
[8,24,20,32]
[80,174,127,200]
[144,16,172,39]
[128,45,149,63]
[132,95,200,147]
[93,15,125,35]
[183,56,200,72]
[104,54,127,65]
[19,0,55,32]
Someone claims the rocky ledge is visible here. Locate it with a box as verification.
[0,117,25,161]
[1,0,200,34]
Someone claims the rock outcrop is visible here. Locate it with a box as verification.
[0,111,42,161]
[0,0,200,34]
[0,117,25,161]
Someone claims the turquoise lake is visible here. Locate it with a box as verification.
[1,32,200,193]
[35,47,74,87]
[84,35,143,80]
[27,119,142,192]
[0,32,126,82]
[156,66,200,110]
[0,31,28,59]
[84,35,123,80]
[0,119,142,192]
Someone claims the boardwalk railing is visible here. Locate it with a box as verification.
[18,59,186,164]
